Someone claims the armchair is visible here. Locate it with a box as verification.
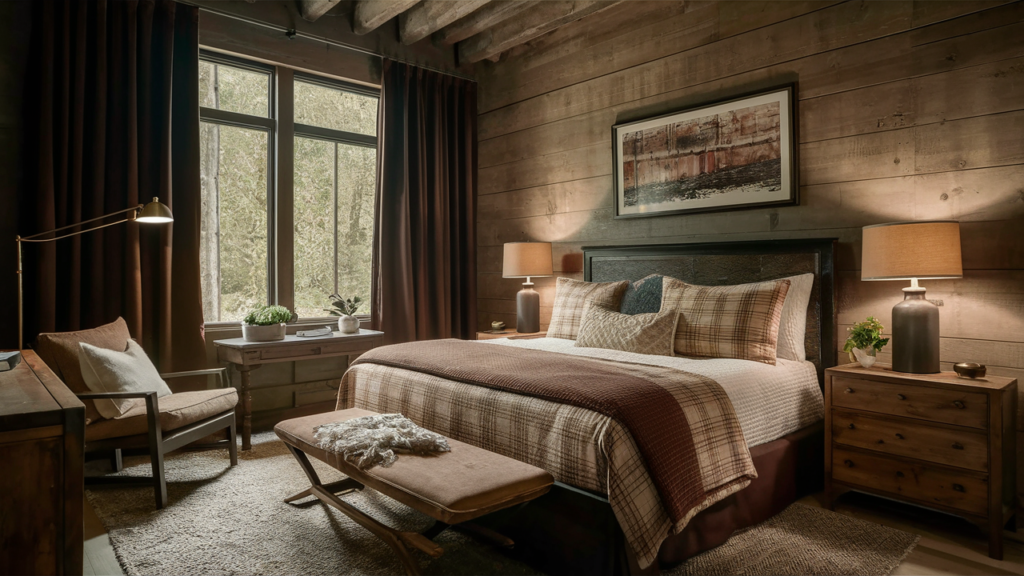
[79,367,238,509]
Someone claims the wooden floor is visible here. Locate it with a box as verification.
[83,489,1024,575]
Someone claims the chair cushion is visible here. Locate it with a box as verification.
[79,339,173,419]
[275,409,553,525]
[35,317,132,425]
[85,388,238,442]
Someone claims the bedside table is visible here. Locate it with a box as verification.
[476,329,546,340]
[824,363,1017,559]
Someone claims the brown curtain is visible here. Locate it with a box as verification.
[371,60,477,344]
[22,0,205,373]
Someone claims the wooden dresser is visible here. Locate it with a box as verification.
[824,363,1017,559]
[0,350,85,575]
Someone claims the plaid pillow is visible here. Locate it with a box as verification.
[547,277,629,340]
[576,300,679,356]
[662,277,791,365]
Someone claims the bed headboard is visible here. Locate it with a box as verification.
[583,239,837,386]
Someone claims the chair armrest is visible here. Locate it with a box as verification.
[77,391,159,400]
[160,367,230,389]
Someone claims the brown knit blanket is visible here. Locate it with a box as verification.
[352,339,754,525]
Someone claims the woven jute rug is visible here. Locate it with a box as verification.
[88,432,918,575]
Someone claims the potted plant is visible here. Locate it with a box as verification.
[843,316,890,368]
[325,294,363,334]
[241,305,292,342]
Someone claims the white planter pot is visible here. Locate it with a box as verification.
[242,323,286,342]
[338,315,360,334]
[852,346,877,369]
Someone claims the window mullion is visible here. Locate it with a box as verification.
[275,67,295,312]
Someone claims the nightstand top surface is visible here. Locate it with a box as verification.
[827,362,1016,391]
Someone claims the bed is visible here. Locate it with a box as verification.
[338,239,836,575]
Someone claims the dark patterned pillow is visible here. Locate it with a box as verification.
[619,274,664,315]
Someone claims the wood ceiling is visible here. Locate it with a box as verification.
[297,0,622,63]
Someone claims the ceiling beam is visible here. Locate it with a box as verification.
[298,0,341,22]
[459,0,620,63]
[433,1,535,46]
[353,0,422,35]
[400,0,493,45]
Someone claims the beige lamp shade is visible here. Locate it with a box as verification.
[861,221,962,281]
[503,242,553,278]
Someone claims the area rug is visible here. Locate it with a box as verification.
[88,432,918,575]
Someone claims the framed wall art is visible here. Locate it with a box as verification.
[613,85,797,218]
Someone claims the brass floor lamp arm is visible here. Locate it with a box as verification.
[18,205,142,241]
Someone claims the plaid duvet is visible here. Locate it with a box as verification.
[338,343,756,569]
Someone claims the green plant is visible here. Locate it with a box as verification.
[325,294,363,317]
[843,316,890,353]
[243,305,292,326]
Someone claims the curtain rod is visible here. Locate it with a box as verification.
[183,2,476,82]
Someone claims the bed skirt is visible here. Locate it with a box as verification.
[471,420,824,575]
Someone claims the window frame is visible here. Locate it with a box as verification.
[198,51,379,328]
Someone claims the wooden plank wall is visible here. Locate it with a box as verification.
[475,0,1024,500]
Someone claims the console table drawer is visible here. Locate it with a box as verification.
[831,376,987,429]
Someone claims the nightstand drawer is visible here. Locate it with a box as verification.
[833,447,989,516]
[831,410,988,472]
[831,377,988,429]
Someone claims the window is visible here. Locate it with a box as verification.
[199,54,378,323]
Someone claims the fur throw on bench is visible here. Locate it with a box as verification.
[313,413,451,469]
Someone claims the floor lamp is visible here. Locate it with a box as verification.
[15,197,174,351]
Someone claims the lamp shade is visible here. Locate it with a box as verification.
[861,221,962,281]
[136,197,174,223]
[503,242,553,278]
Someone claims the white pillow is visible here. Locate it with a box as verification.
[775,273,814,362]
[78,340,172,419]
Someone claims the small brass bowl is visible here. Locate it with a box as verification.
[953,362,987,379]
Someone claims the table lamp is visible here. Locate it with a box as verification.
[861,221,962,374]
[502,242,553,333]
[16,197,174,350]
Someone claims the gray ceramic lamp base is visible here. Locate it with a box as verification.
[517,285,540,334]
[892,287,940,374]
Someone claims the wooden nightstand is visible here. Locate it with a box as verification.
[824,363,1017,559]
[476,329,546,340]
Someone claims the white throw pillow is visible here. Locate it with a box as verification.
[775,273,815,362]
[78,340,172,420]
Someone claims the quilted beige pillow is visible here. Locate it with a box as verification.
[547,277,629,340]
[575,301,679,356]
[662,277,791,365]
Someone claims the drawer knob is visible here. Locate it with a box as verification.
[877,439,885,444]
[953,483,965,493]
[844,459,854,468]
[952,442,964,450]
[953,400,965,409]
[896,393,906,400]
[844,387,854,394]
[896,471,904,478]
[848,423,856,430]
[895,433,904,440]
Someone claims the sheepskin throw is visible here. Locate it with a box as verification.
[313,413,451,469]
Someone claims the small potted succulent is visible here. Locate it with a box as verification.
[325,294,363,334]
[241,304,293,342]
[843,316,890,368]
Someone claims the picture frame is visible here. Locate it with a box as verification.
[612,84,797,219]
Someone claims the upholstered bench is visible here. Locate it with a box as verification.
[275,408,554,576]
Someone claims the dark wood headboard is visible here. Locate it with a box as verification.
[582,239,837,386]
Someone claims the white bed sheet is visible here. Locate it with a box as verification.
[483,337,824,448]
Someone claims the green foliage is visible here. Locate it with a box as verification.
[243,305,292,326]
[843,316,890,353]
[325,294,363,317]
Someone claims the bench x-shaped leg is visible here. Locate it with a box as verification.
[283,445,443,576]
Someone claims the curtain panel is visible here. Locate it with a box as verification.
[22,0,205,374]
[371,60,478,344]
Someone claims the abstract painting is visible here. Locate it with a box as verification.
[613,86,797,218]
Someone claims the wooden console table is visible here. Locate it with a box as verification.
[0,350,85,575]
[214,329,384,450]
